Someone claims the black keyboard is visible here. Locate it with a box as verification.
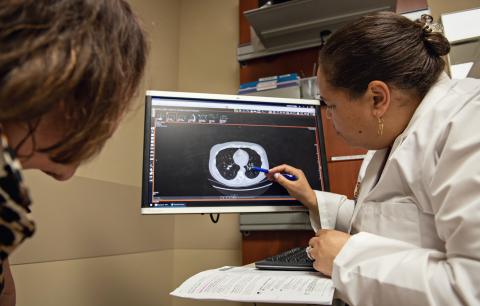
[255,247,315,271]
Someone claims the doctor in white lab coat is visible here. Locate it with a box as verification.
[268,12,480,306]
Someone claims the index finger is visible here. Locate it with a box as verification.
[266,164,295,181]
[269,164,301,176]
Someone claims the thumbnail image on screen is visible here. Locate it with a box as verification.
[142,94,325,212]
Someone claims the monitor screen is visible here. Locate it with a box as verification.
[141,91,328,214]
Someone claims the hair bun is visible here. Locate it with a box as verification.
[416,14,451,56]
[423,31,450,56]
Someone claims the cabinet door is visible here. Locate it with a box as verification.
[242,230,314,265]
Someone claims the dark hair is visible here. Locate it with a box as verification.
[319,11,450,100]
[0,0,147,163]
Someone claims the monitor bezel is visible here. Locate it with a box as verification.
[141,90,327,214]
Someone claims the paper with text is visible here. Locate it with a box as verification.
[171,266,334,305]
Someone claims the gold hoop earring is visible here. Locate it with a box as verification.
[377,117,384,136]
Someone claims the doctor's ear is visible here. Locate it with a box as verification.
[368,80,390,117]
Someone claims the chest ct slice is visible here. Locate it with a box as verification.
[209,141,269,187]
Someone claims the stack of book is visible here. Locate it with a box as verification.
[238,73,301,98]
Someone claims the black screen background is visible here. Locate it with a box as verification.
[153,123,321,198]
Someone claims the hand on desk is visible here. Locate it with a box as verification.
[267,164,317,211]
[308,229,351,276]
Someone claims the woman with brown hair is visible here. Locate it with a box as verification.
[269,12,480,305]
[0,0,147,304]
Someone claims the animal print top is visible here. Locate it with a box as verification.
[0,125,35,293]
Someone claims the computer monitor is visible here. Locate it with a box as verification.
[141,91,328,214]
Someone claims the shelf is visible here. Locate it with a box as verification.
[238,0,396,62]
[441,8,480,79]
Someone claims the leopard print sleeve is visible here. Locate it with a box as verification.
[0,126,35,293]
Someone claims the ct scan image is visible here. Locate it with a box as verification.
[208,141,272,197]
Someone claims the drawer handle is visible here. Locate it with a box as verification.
[330,154,366,162]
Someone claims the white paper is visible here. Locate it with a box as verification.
[171,266,334,305]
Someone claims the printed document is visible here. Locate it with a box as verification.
[171,266,334,305]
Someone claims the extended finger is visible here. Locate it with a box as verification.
[279,164,302,175]
[269,164,289,173]
[273,172,295,186]
[269,164,302,178]
[265,166,283,181]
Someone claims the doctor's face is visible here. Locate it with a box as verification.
[317,66,376,149]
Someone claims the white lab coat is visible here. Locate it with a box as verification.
[310,73,480,306]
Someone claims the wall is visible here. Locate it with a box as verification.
[10,1,241,306]
[173,1,242,306]
[428,0,480,19]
